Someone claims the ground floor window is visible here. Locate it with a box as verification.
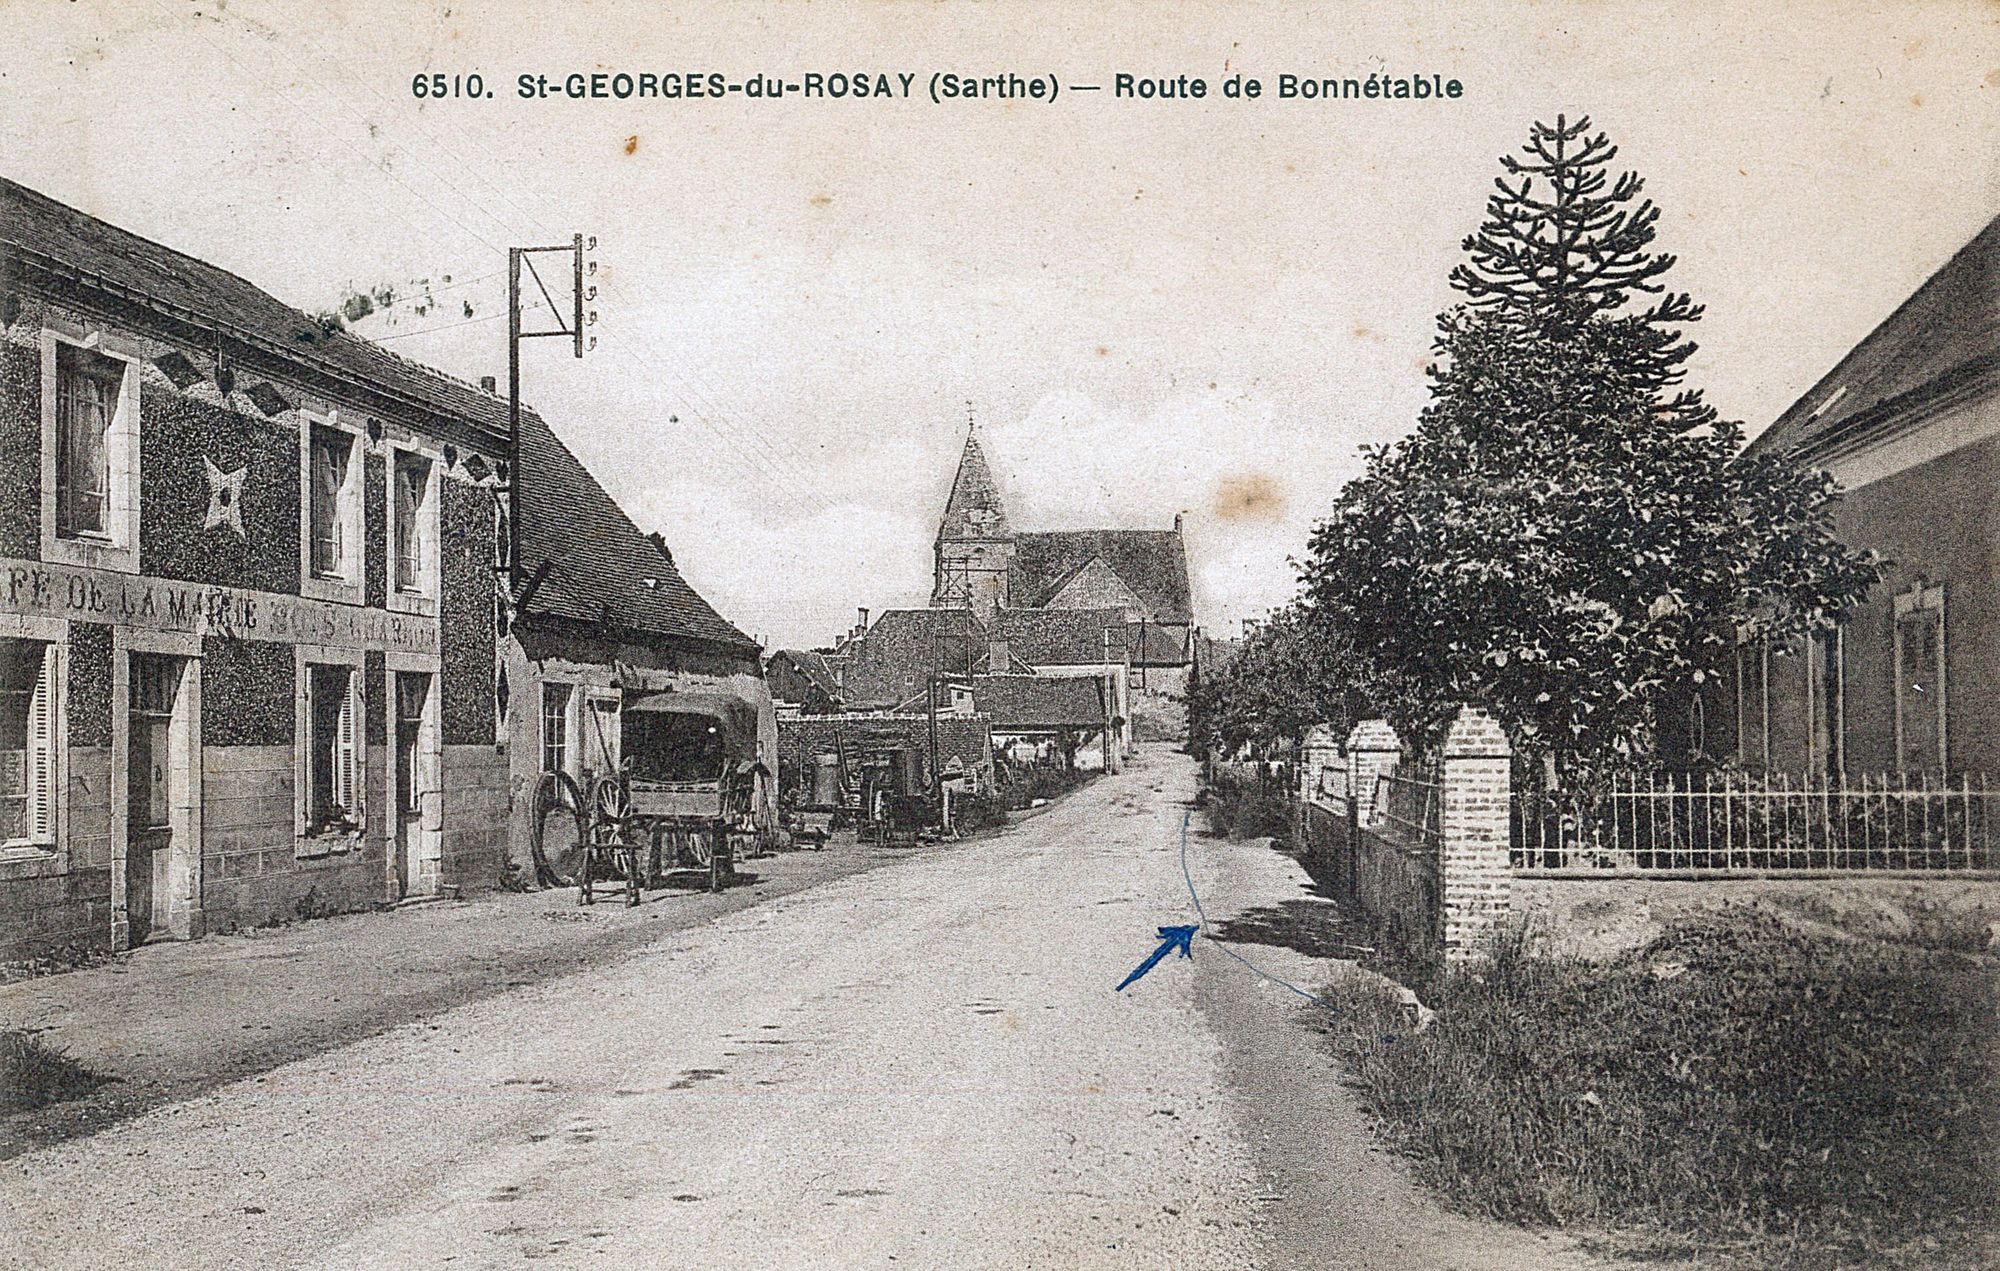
[306,662,363,835]
[1894,585,1946,772]
[0,639,57,848]
[541,682,570,777]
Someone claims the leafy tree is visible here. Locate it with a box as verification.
[1301,116,1875,776]
[1186,605,1372,758]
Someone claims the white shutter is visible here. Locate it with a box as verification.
[26,643,55,845]
[335,670,360,820]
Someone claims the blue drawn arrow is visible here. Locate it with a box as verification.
[1117,924,1199,992]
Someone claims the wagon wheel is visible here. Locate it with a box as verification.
[530,770,584,890]
[590,773,632,828]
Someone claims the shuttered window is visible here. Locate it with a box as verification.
[307,663,363,834]
[0,640,58,848]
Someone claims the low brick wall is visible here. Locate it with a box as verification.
[1354,823,1440,962]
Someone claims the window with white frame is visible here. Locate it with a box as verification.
[541,682,571,777]
[306,420,363,586]
[305,662,363,835]
[42,331,140,571]
[390,448,437,597]
[0,640,58,849]
[1894,584,1946,772]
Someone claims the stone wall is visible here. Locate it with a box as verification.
[0,290,505,959]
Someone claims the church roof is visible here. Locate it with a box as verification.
[1749,214,2000,463]
[1009,530,1194,624]
[936,427,1012,540]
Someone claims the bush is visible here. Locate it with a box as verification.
[0,1029,109,1114]
[994,762,1094,811]
[1320,915,2000,1268]
[1204,778,1293,845]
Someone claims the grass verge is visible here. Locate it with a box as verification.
[1204,779,1294,844]
[1317,913,2000,1269]
[0,1030,110,1115]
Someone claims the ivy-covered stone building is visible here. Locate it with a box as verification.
[0,176,514,958]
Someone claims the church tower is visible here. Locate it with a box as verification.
[931,422,1014,619]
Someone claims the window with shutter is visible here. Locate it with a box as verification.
[0,640,57,848]
[393,451,433,594]
[307,662,363,835]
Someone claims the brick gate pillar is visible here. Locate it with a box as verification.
[1439,706,1513,962]
[1345,719,1402,828]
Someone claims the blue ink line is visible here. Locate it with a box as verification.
[1179,810,1342,1015]
[1116,924,1199,992]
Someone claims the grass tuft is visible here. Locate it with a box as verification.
[0,1029,109,1115]
[1319,913,2000,1268]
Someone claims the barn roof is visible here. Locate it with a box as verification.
[972,674,1108,730]
[514,408,757,653]
[841,608,990,704]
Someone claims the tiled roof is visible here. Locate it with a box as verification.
[994,608,1125,667]
[1009,530,1193,624]
[972,674,1109,730]
[842,608,990,703]
[0,176,511,438]
[516,409,756,652]
[1749,214,2000,462]
[769,649,841,698]
[1124,619,1190,666]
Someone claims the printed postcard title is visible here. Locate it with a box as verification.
[412,70,1466,106]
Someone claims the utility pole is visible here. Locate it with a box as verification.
[505,234,594,608]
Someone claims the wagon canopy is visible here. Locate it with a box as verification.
[623,691,761,763]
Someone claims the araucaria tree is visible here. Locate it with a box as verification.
[1301,115,1876,774]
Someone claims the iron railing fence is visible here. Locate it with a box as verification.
[1513,770,2000,875]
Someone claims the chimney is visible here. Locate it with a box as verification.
[990,639,1011,673]
[1174,511,1185,535]
[857,607,870,632]
[479,375,497,394]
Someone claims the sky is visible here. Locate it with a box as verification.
[2,0,1994,648]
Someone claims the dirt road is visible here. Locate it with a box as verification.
[1,749,1607,1270]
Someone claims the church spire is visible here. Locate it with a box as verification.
[937,417,1010,541]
